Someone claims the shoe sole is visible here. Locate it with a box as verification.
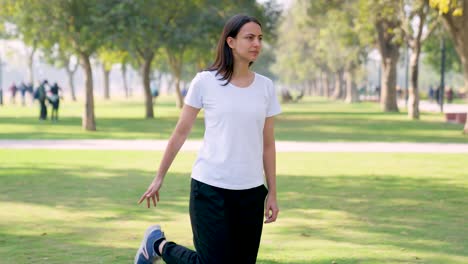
[134,225,162,264]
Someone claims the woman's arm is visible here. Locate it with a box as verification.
[138,104,200,208]
[263,116,279,223]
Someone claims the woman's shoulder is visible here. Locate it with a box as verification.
[253,72,274,90]
[193,70,218,83]
[254,72,273,85]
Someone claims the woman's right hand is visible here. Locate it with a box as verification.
[138,178,163,208]
[137,105,200,209]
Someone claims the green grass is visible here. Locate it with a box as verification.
[1,96,466,142]
[452,98,468,104]
[0,150,467,263]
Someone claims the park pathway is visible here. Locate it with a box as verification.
[1,139,467,153]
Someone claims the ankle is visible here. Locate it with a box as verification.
[158,240,167,256]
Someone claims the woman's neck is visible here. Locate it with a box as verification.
[232,59,251,79]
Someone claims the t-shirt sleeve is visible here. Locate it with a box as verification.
[184,73,203,109]
[267,80,282,117]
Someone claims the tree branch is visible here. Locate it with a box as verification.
[421,17,438,42]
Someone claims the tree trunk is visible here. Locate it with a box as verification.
[408,44,421,119]
[65,68,77,101]
[322,71,330,98]
[462,51,468,134]
[309,79,315,96]
[167,51,184,108]
[141,54,154,118]
[344,69,359,103]
[27,45,36,85]
[332,70,343,100]
[122,63,129,98]
[439,2,468,133]
[316,78,321,96]
[380,54,400,112]
[376,19,400,112]
[103,65,110,100]
[80,53,96,131]
[174,69,183,108]
[65,58,78,102]
[318,72,324,96]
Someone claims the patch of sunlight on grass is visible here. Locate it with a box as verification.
[0,202,101,224]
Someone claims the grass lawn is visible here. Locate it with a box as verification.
[0,150,466,263]
[0,96,467,142]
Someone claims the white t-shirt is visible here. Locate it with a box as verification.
[184,70,282,190]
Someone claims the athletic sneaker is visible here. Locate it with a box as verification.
[134,225,165,264]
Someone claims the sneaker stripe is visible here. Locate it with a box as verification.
[142,246,149,260]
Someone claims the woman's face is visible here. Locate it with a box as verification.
[228,22,263,63]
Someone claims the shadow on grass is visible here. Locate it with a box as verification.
[1,163,466,262]
[0,231,136,264]
[275,116,467,142]
[1,115,466,142]
[256,258,416,264]
[0,164,192,217]
[0,116,206,140]
[276,175,467,257]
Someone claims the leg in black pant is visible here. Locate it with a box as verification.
[161,179,267,264]
[228,185,268,264]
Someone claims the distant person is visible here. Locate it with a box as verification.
[27,83,34,104]
[19,82,28,106]
[151,82,159,99]
[34,81,48,120]
[446,87,454,104]
[134,14,281,264]
[281,88,293,103]
[181,87,188,97]
[396,85,402,99]
[48,82,62,121]
[428,86,434,102]
[9,82,17,104]
[435,86,440,104]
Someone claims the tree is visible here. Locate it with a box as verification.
[1,1,111,130]
[321,5,366,103]
[272,0,320,94]
[423,29,461,73]
[163,0,201,108]
[97,49,126,100]
[41,44,79,101]
[429,0,468,133]
[162,0,279,108]
[0,1,41,84]
[400,0,438,119]
[360,0,403,112]
[108,0,176,118]
[120,52,131,98]
[273,0,368,102]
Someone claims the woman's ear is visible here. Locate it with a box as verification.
[226,37,236,49]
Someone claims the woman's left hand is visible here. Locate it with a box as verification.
[264,194,279,224]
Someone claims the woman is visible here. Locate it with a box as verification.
[135,14,281,264]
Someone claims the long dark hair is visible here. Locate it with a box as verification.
[207,14,262,85]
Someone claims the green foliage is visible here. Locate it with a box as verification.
[107,0,175,60]
[97,49,128,72]
[422,28,461,73]
[273,0,370,85]
[1,0,111,56]
[272,0,317,84]
[359,0,404,46]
